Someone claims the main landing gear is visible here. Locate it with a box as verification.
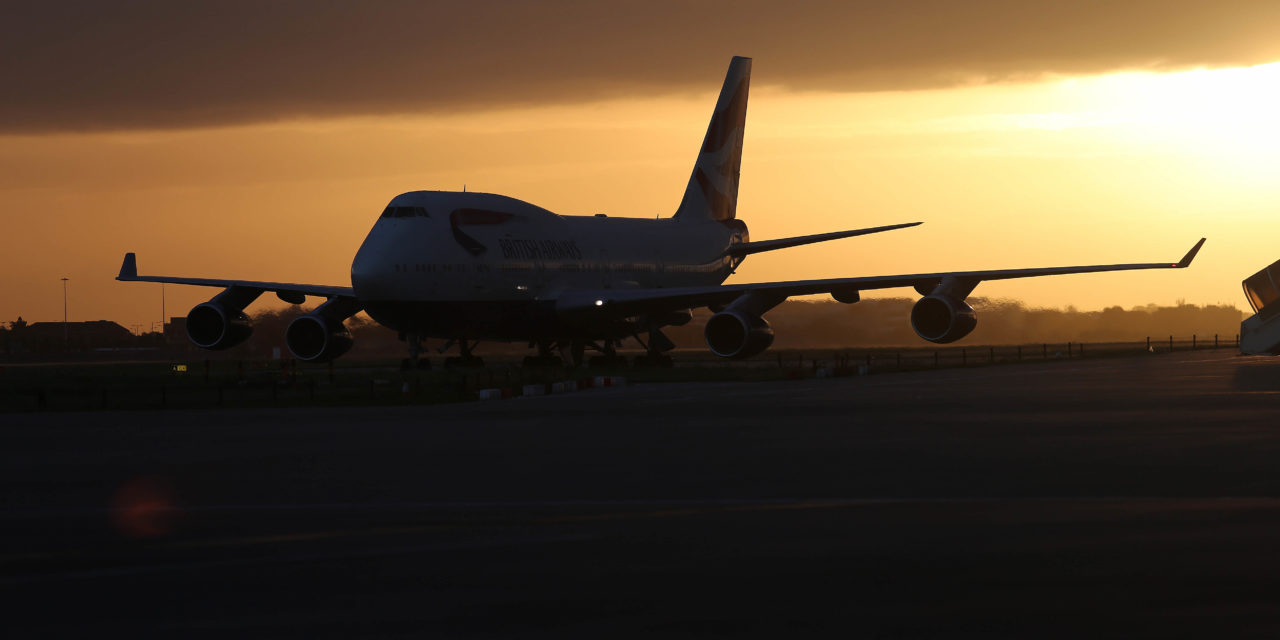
[631,328,675,368]
[587,339,630,368]
[399,335,484,370]
[575,328,676,368]
[443,339,484,370]
[522,341,566,368]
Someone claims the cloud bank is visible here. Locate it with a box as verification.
[5,0,1280,132]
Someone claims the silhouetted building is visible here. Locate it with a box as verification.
[164,316,188,346]
[24,320,134,352]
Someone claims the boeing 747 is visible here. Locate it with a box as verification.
[118,56,1204,368]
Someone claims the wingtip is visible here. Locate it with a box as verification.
[1176,238,1206,268]
[886,221,923,231]
[117,252,137,280]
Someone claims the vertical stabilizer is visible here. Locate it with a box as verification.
[674,56,751,222]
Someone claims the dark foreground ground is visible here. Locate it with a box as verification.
[6,350,1280,638]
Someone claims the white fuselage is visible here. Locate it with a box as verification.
[350,191,746,339]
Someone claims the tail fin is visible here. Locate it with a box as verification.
[674,56,751,222]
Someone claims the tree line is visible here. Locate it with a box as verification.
[239,298,1249,356]
[1,298,1248,358]
[664,298,1246,349]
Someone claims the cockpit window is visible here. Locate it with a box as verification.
[1244,259,1280,313]
[380,206,430,218]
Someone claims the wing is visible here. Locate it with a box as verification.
[727,222,921,257]
[116,253,353,302]
[557,238,1206,316]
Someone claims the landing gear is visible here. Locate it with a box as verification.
[588,339,628,368]
[400,333,429,371]
[444,339,484,370]
[631,328,676,368]
[523,341,564,368]
[567,340,586,368]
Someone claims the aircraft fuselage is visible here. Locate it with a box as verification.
[351,190,747,340]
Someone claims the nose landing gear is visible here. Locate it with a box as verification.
[400,333,431,371]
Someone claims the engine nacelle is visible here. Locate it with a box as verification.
[653,308,694,327]
[286,314,354,362]
[185,302,253,350]
[910,295,978,344]
[705,310,775,359]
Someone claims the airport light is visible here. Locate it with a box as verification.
[60,277,69,351]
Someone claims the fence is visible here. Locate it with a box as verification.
[758,334,1240,375]
[0,334,1243,412]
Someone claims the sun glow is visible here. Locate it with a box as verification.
[5,61,1280,329]
[1082,62,1280,173]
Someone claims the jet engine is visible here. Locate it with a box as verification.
[185,301,253,350]
[705,310,775,359]
[910,295,977,344]
[286,313,354,362]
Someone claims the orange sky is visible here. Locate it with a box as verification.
[3,3,1279,331]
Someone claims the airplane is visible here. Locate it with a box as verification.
[1241,258,1280,355]
[117,56,1205,369]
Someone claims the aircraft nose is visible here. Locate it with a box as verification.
[350,234,396,300]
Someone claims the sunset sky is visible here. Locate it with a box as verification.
[4,1,1280,332]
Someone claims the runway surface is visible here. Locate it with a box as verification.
[6,350,1280,637]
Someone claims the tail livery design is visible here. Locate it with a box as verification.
[674,56,751,222]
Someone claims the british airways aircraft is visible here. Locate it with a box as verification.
[117,57,1204,368]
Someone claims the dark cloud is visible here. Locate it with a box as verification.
[5,0,1280,132]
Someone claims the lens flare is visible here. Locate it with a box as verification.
[110,476,177,539]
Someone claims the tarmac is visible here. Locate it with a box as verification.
[6,349,1280,637]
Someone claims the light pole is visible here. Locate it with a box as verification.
[60,277,69,351]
